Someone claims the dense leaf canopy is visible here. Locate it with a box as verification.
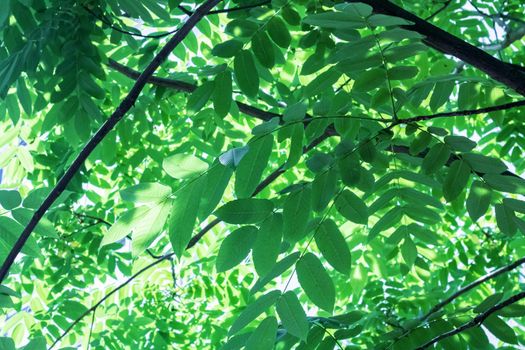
[1,0,525,349]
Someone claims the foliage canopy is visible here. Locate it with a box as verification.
[1,0,525,349]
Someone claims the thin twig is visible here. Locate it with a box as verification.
[425,0,452,20]
[416,291,525,349]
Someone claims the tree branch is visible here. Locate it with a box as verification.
[108,60,525,127]
[0,0,223,284]
[347,0,525,96]
[399,99,525,123]
[416,291,525,349]
[418,256,525,324]
[107,59,279,122]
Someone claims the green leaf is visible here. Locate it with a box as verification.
[0,217,40,259]
[303,69,342,98]
[352,68,386,92]
[388,66,419,80]
[234,50,259,98]
[187,81,214,114]
[462,153,507,174]
[250,252,300,295]
[283,102,307,122]
[163,153,209,179]
[199,163,234,219]
[296,253,335,312]
[216,226,258,272]
[212,39,243,58]
[283,187,311,242]
[466,181,491,221]
[245,316,278,350]
[503,198,525,214]
[401,237,417,268]
[120,183,171,203]
[267,17,291,48]
[252,214,283,276]
[495,203,517,236]
[251,32,275,69]
[368,207,403,241]
[444,135,476,152]
[235,135,273,198]
[131,200,171,256]
[229,290,281,335]
[315,219,351,275]
[421,143,450,174]
[276,291,309,341]
[213,71,232,118]
[311,168,338,212]
[483,314,517,344]
[169,177,204,257]
[215,199,274,224]
[429,81,454,111]
[443,160,470,202]
[368,14,413,26]
[286,124,304,168]
[303,12,366,29]
[0,190,22,210]
[483,174,525,194]
[335,190,368,225]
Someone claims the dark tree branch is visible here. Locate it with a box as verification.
[419,256,525,324]
[416,291,525,349]
[389,144,523,179]
[0,0,223,284]
[108,60,525,126]
[107,59,280,122]
[399,99,525,123]
[347,0,525,96]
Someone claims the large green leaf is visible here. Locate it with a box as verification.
[252,214,283,276]
[235,135,273,198]
[244,316,278,350]
[120,183,171,204]
[335,190,368,225]
[234,50,259,98]
[215,199,274,224]
[213,70,232,118]
[283,187,311,242]
[315,219,351,275]
[296,253,335,312]
[229,290,281,335]
[163,154,209,179]
[169,177,204,257]
[276,291,309,341]
[216,226,258,272]
[466,181,491,221]
[443,160,470,202]
[131,200,172,256]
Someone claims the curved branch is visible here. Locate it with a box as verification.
[347,0,525,96]
[0,0,223,284]
[416,291,525,349]
[419,256,525,323]
[399,99,525,123]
